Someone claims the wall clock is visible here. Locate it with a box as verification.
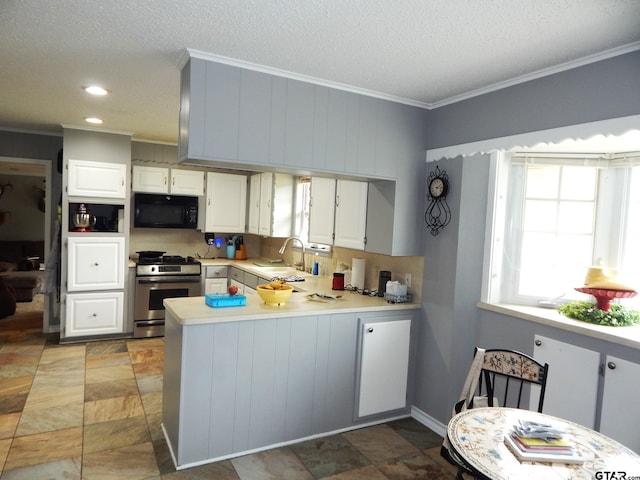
[425,166,451,236]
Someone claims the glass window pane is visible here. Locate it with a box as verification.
[620,167,640,307]
[519,232,591,298]
[557,202,594,234]
[560,167,597,200]
[523,200,557,232]
[526,166,559,199]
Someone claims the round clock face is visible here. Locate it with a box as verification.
[429,177,447,199]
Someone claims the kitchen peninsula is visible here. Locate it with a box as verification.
[162,274,419,469]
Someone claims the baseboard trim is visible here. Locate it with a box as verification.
[411,405,447,437]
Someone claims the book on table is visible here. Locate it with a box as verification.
[504,432,584,464]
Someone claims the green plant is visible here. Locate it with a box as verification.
[558,301,640,327]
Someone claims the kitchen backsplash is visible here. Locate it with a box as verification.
[128,229,261,261]
[129,230,423,301]
[260,237,423,301]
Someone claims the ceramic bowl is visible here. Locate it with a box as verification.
[257,284,294,305]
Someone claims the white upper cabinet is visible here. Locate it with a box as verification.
[334,180,368,250]
[248,172,294,237]
[204,172,247,233]
[132,166,204,196]
[247,173,262,234]
[67,159,126,199]
[170,169,204,196]
[132,166,168,193]
[308,177,336,245]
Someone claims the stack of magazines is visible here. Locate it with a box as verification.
[504,420,584,464]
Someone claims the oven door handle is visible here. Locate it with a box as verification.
[137,277,201,284]
[135,320,165,327]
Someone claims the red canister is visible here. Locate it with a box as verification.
[332,272,345,290]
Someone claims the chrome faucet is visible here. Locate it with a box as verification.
[278,236,306,272]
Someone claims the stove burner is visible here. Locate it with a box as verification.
[135,254,201,276]
[136,255,198,265]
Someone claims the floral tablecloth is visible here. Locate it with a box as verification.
[447,407,640,480]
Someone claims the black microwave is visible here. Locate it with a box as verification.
[134,193,198,229]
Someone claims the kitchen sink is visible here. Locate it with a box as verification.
[256,269,309,292]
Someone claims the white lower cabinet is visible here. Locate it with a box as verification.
[66,291,124,337]
[65,236,126,338]
[533,335,640,452]
[204,278,227,294]
[532,335,599,428]
[67,237,125,291]
[357,316,411,417]
[599,355,640,452]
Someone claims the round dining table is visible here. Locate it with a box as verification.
[447,407,640,480]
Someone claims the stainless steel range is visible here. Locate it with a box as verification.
[134,253,202,338]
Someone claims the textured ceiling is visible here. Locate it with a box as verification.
[1,0,639,144]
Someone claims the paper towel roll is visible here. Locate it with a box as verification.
[351,258,365,290]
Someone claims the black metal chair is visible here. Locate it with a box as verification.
[442,348,549,480]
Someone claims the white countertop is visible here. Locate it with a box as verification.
[165,285,418,327]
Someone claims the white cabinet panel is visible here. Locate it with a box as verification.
[308,177,336,245]
[247,173,262,234]
[204,172,247,233]
[532,335,599,428]
[132,166,168,193]
[600,355,640,452]
[67,237,125,291]
[133,166,204,196]
[248,173,294,237]
[358,319,411,417]
[68,159,126,198]
[170,169,204,196]
[334,180,368,250]
[205,278,227,295]
[66,291,124,337]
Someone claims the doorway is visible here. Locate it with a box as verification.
[0,157,52,333]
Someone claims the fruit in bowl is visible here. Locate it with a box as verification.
[257,280,294,305]
[228,285,239,296]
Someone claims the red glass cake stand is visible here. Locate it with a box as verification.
[574,287,637,311]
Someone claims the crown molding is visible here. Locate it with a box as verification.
[430,41,640,108]
[182,48,431,109]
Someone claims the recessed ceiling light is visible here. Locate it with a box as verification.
[82,85,110,96]
[84,117,103,124]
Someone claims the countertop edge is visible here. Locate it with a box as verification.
[166,296,419,326]
[477,301,640,350]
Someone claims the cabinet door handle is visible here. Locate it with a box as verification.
[336,195,340,207]
[607,361,616,370]
[93,262,99,266]
[367,327,374,333]
[535,339,542,346]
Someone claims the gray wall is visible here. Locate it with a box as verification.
[0,174,46,241]
[416,154,489,423]
[417,49,640,426]
[428,50,640,149]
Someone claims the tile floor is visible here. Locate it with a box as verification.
[0,331,458,479]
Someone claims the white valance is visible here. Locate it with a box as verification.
[425,114,640,162]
